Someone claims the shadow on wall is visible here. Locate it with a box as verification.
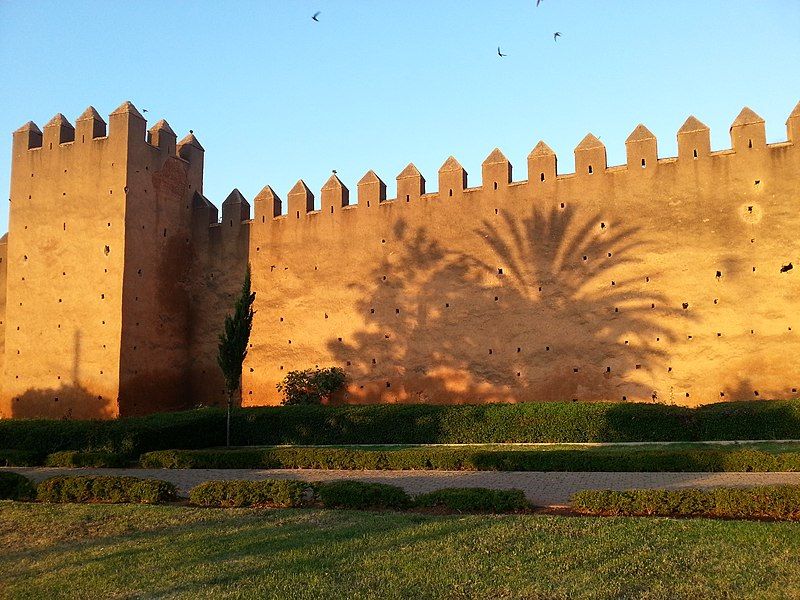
[8,383,116,420]
[328,206,692,404]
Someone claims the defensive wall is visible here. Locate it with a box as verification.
[1,101,799,418]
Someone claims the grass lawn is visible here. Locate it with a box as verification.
[2,502,799,599]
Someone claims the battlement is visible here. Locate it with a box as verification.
[205,103,798,231]
[11,102,202,170]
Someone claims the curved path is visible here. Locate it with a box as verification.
[6,467,800,506]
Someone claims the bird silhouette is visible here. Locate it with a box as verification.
[497,46,507,57]
[142,109,149,113]
[536,0,543,6]
[332,169,337,174]
[553,32,562,41]
[312,11,320,21]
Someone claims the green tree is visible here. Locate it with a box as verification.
[217,265,255,446]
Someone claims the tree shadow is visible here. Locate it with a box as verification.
[328,206,691,403]
[9,383,116,420]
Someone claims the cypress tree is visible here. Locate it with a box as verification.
[217,265,255,446]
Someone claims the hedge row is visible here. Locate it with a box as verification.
[36,476,177,504]
[139,446,800,472]
[571,486,800,520]
[188,479,529,512]
[0,472,37,500]
[2,400,799,455]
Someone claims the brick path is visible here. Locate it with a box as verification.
[6,467,800,506]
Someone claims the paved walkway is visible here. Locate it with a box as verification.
[6,467,800,506]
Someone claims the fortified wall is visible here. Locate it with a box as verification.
[1,101,798,418]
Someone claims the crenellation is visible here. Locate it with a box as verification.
[785,101,800,142]
[287,180,314,218]
[12,122,43,152]
[730,107,766,152]
[43,114,75,147]
[75,106,107,142]
[147,120,177,155]
[677,116,711,161]
[321,174,350,214]
[574,133,607,176]
[482,148,512,191]
[254,185,282,220]
[527,141,557,185]
[438,156,467,199]
[357,170,386,207]
[625,124,657,171]
[396,163,425,203]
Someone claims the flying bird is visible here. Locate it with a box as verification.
[312,11,320,21]
[553,32,561,41]
[142,109,149,113]
[497,46,507,57]
[536,0,543,6]
[332,169,337,174]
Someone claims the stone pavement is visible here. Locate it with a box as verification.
[6,467,800,506]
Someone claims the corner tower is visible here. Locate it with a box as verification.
[2,102,202,418]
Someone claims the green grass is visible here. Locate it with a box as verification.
[2,502,799,599]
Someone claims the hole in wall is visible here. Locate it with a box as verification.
[748,139,752,149]
[573,367,579,373]
[495,208,499,215]
[780,263,794,273]
[622,396,627,401]
[641,158,646,168]
[493,182,498,190]
[693,149,698,158]
[330,206,334,214]
[606,366,611,373]
[754,180,760,186]
[296,211,300,218]
[449,189,453,197]
[747,206,753,213]
[588,165,593,174]
[682,302,689,309]
[560,202,565,209]
[540,172,545,182]
[716,270,722,278]
[488,349,493,354]
[497,268,503,275]
[753,390,759,397]
[406,195,410,202]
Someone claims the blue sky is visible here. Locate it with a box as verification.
[0,1,798,233]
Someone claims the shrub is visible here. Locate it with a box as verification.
[45,450,128,468]
[188,479,312,508]
[571,486,800,520]
[414,488,531,513]
[0,472,37,500]
[0,449,43,467]
[137,445,800,473]
[36,476,177,504]
[2,400,800,453]
[316,481,411,510]
[277,367,347,405]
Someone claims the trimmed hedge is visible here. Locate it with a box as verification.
[45,450,128,468]
[36,476,177,504]
[139,446,800,472]
[316,481,412,510]
[2,400,800,455]
[0,472,37,500]
[571,486,800,520]
[189,479,313,508]
[0,449,43,467]
[414,488,531,513]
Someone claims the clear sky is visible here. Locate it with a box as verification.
[0,1,798,233]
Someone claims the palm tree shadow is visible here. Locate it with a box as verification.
[328,206,693,404]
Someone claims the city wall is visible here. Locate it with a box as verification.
[1,102,798,417]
